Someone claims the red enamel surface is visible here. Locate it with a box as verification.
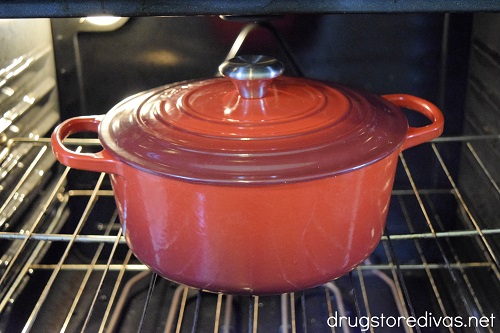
[112,152,398,294]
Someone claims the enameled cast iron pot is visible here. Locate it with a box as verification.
[51,56,444,295]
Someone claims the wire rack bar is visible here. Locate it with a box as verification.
[356,267,376,333]
[423,192,495,333]
[381,230,420,333]
[5,134,500,148]
[137,272,159,333]
[400,151,489,328]
[466,142,500,195]
[0,196,68,313]
[213,293,223,333]
[59,211,119,332]
[398,195,452,331]
[0,146,48,216]
[22,172,106,333]
[0,146,77,291]
[1,227,499,243]
[176,286,190,333]
[289,292,296,333]
[433,143,500,270]
[23,262,495,272]
[81,227,125,333]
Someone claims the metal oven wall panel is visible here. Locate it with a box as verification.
[0,19,60,230]
[0,19,64,332]
[460,13,500,236]
[0,18,59,141]
[52,14,453,116]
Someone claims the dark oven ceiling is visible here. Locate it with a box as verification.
[1,0,500,17]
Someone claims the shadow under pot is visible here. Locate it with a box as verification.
[51,55,444,295]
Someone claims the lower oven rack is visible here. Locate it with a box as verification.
[0,135,499,333]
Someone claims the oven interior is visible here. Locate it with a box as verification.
[0,10,499,333]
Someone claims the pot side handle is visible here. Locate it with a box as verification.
[51,116,123,175]
[382,94,444,151]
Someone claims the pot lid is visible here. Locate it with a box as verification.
[99,55,408,185]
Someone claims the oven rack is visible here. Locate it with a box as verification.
[0,135,499,332]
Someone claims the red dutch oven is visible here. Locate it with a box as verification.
[51,55,444,295]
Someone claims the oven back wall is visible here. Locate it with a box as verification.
[51,14,468,119]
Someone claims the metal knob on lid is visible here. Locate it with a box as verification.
[219,55,284,99]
